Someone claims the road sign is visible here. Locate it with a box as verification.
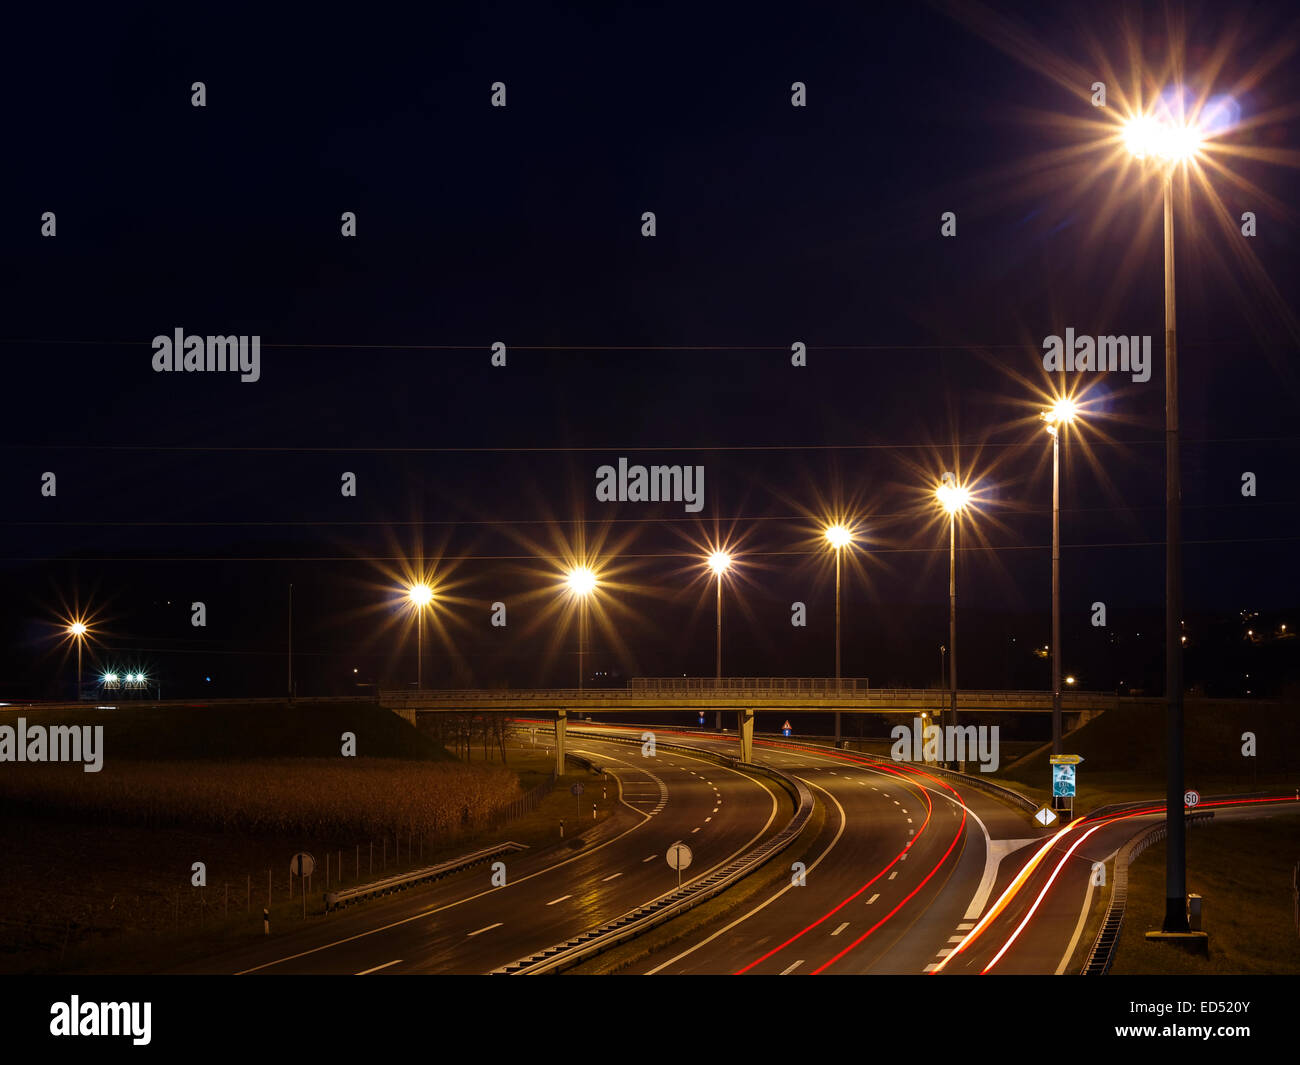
[698,712,705,725]
[1034,807,1058,826]
[290,852,315,878]
[782,720,792,737]
[1052,764,1076,797]
[666,842,693,870]
[570,782,584,796]
[1184,789,1200,808]
[1049,754,1084,765]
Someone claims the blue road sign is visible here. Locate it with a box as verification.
[1052,764,1076,798]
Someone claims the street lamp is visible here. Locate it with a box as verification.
[935,479,971,770]
[67,621,88,701]
[406,583,434,689]
[823,523,854,744]
[565,566,598,690]
[1122,99,1203,936]
[1042,397,1080,766]
[707,550,733,729]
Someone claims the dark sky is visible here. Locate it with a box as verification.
[2,1,1298,698]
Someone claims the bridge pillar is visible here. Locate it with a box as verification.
[738,707,754,763]
[555,708,567,776]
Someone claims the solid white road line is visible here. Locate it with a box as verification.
[467,924,502,937]
[1056,847,1111,974]
[356,959,402,974]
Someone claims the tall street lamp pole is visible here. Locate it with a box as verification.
[936,480,971,771]
[1042,397,1078,766]
[1123,111,1194,934]
[407,584,434,690]
[1162,170,1187,934]
[824,525,853,745]
[708,551,732,730]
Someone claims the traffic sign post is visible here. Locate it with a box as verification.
[571,780,584,817]
[291,852,315,919]
[666,842,693,889]
[1049,755,1083,818]
[782,720,792,738]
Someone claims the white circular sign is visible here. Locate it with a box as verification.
[291,851,316,878]
[666,842,693,871]
[1183,790,1200,808]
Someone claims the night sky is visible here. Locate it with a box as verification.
[2,1,1298,700]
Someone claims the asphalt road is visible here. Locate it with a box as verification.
[573,726,1048,974]
[174,732,787,974]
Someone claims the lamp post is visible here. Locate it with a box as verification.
[935,480,971,770]
[1122,106,1200,934]
[68,621,87,701]
[707,551,732,729]
[406,584,434,689]
[565,566,597,690]
[1041,398,1079,765]
[824,524,853,745]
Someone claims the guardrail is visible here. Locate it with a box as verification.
[381,687,1129,711]
[490,730,814,974]
[1080,810,1214,975]
[324,841,527,912]
[631,677,870,692]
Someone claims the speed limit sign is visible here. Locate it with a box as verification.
[1184,789,1200,807]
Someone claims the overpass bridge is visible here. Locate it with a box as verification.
[379,680,1140,768]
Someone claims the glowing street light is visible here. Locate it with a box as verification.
[565,566,598,690]
[1042,396,1081,765]
[64,619,90,701]
[935,477,972,769]
[705,550,733,728]
[1122,93,1206,936]
[406,583,435,689]
[823,523,856,745]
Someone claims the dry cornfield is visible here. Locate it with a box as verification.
[0,759,524,840]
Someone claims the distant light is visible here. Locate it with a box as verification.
[407,583,434,607]
[1065,675,1076,685]
[103,673,118,683]
[824,525,853,549]
[565,566,597,597]
[68,622,87,637]
[707,550,733,575]
[205,676,211,682]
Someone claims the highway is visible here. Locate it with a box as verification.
[172,733,787,975]
[564,725,1049,974]
[171,722,1300,977]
